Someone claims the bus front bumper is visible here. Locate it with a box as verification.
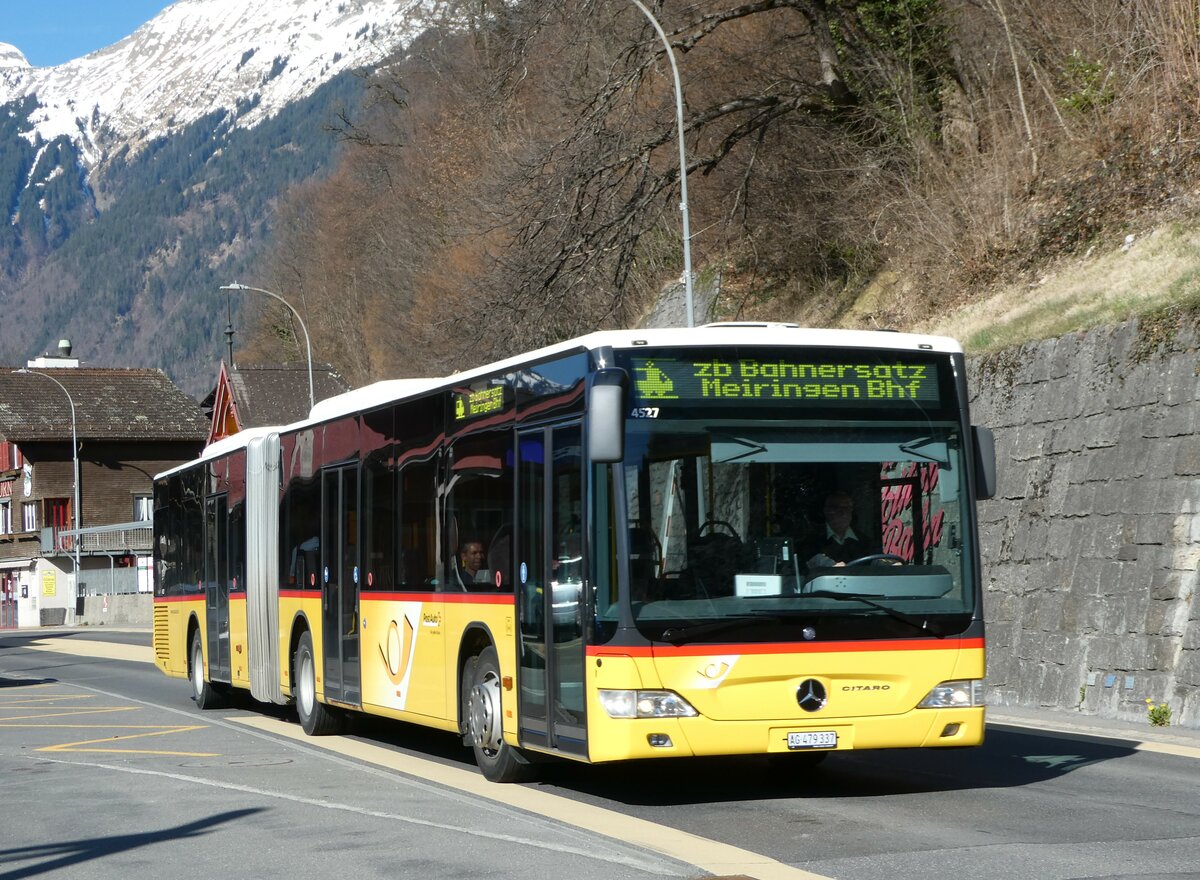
[585,706,985,763]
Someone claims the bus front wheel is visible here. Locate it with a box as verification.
[294,630,342,736]
[465,646,534,783]
[189,629,226,710]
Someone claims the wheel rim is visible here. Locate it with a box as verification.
[468,669,503,756]
[297,649,315,717]
[190,639,203,699]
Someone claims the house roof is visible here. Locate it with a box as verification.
[205,363,350,430]
[0,367,208,443]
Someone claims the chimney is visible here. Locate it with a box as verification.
[28,338,80,369]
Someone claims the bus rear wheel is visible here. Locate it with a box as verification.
[294,630,342,736]
[465,646,534,783]
[189,629,227,710]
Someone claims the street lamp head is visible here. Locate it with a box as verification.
[218,281,315,413]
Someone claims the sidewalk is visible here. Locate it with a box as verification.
[987,703,1200,754]
[1,625,150,635]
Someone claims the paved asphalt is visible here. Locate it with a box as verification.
[3,626,1199,880]
[1,627,698,880]
[24,625,1200,750]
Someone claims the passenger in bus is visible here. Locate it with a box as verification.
[804,490,871,567]
[456,539,489,588]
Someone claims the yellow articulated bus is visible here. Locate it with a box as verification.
[153,324,996,782]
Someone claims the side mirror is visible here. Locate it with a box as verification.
[587,369,627,463]
[972,425,997,500]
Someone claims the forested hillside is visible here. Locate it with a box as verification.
[0,95,94,274]
[0,72,365,395]
[240,0,1200,388]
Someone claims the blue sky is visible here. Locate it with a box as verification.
[0,1,174,68]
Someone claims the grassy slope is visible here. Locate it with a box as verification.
[913,221,1200,350]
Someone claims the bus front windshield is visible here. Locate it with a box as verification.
[621,418,976,644]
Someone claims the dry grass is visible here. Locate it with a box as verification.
[915,221,1200,350]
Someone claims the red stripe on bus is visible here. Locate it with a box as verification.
[153,595,202,604]
[275,589,513,605]
[588,637,984,657]
[361,592,514,605]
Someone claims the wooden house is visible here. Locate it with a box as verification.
[0,355,207,627]
[203,362,349,444]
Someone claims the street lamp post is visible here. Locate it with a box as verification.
[221,282,315,413]
[12,368,82,583]
[629,0,695,328]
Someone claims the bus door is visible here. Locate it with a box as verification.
[321,464,361,707]
[516,424,586,757]
[203,494,230,682]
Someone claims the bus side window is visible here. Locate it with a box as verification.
[443,427,513,592]
[399,457,438,590]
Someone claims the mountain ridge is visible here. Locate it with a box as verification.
[0,0,443,397]
[0,0,433,168]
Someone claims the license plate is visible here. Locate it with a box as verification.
[787,730,837,750]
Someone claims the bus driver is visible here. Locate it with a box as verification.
[804,489,871,567]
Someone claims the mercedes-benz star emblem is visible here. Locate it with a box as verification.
[796,679,827,712]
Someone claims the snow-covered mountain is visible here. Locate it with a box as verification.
[0,0,457,396]
[0,0,435,167]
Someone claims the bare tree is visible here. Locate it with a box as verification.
[245,0,1200,381]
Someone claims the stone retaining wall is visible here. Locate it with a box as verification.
[969,316,1200,728]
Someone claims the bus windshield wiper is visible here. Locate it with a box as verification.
[804,590,939,634]
[660,613,791,645]
[898,436,948,464]
[711,433,767,464]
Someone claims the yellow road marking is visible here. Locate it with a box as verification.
[0,707,140,721]
[1132,740,1200,760]
[0,679,214,757]
[0,694,95,703]
[17,638,153,664]
[38,724,215,756]
[235,715,832,880]
[0,683,62,689]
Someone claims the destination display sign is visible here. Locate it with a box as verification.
[627,355,942,407]
[453,384,508,421]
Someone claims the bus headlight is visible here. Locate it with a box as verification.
[598,689,699,719]
[917,679,984,708]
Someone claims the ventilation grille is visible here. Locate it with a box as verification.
[153,603,170,663]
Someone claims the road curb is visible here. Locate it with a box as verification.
[988,711,1200,760]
